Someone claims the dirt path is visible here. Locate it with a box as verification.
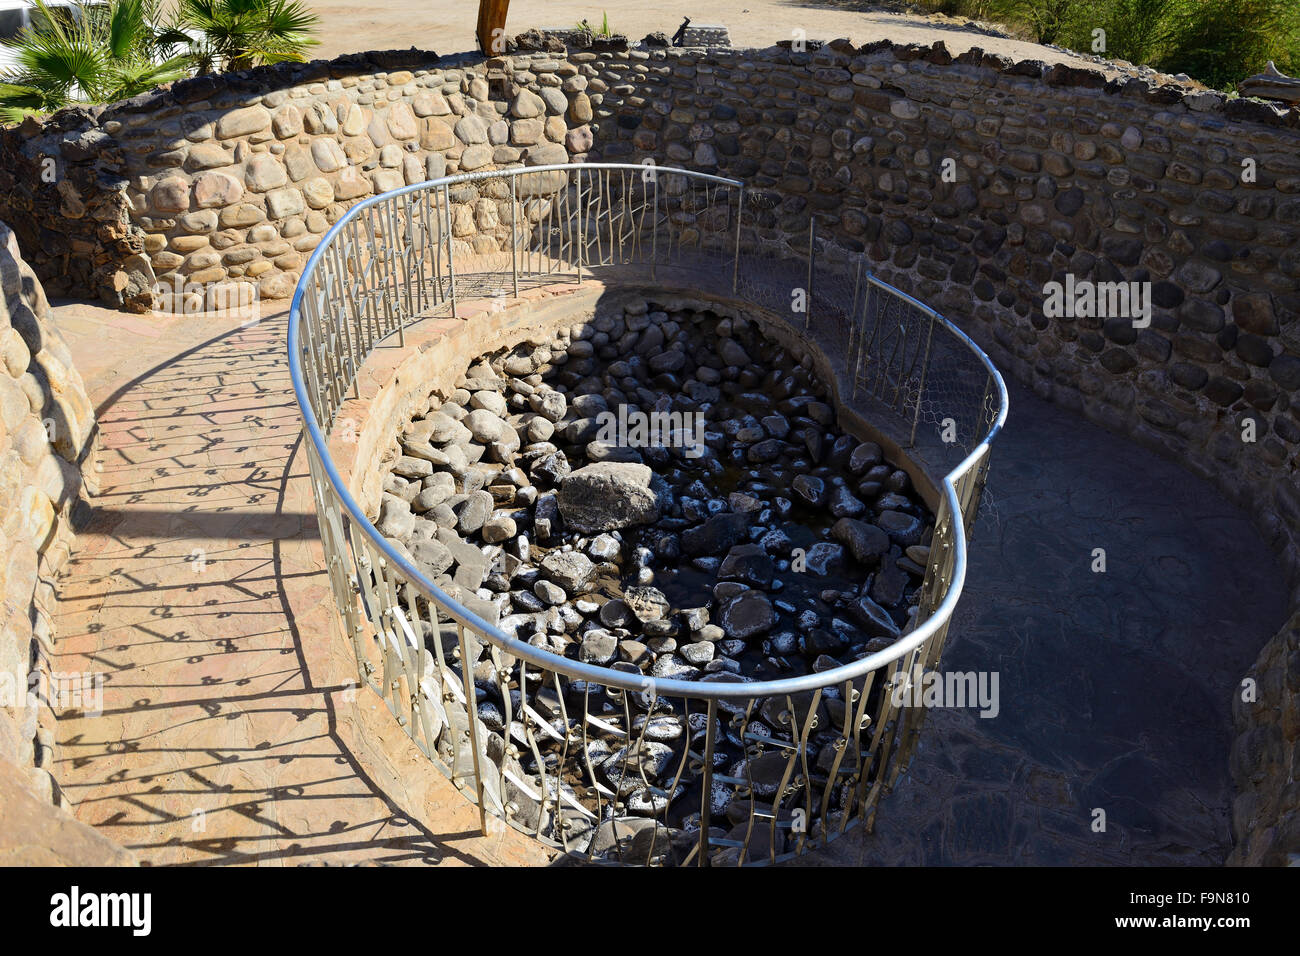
[302,0,1105,71]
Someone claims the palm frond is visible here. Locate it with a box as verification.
[1,0,321,118]
[103,53,193,97]
[106,0,147,60]
[0,79,69,116]
[9,26,107,89]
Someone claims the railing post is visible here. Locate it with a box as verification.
[805,218,816,330]
[510,174,519,299]
[852,272,872,402]
[698,698,717,867]
[576,169,585,284]
[731,184,744,295]
[442,182,457,318]
[909,311,936,448]
[650,173,659,282]
[456,622,489,836]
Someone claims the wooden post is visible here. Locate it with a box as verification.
[477,0,511,56]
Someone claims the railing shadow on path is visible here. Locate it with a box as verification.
[50,306,550,866]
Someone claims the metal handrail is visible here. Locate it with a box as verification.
[290,164,1006,697]
[287,161,1009,861]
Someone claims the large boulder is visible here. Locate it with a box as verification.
[557,462,661,533]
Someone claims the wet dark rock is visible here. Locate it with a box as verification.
[720,591,776,640]
[803,541,846,575]
[792,473,827,506]
[681,511,750,556]
[847,596,902,639]
[876,509,924,546]
[832,517,890,565]
[828,484,867,518]
[718,543,776,588]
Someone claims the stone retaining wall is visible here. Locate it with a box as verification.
[4,34,1299,863]
[0,220,118,862]
[0,49,595,311]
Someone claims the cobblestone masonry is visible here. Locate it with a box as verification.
[0,221,115,862]
[2,35,1299,863]
[0,48,594,311]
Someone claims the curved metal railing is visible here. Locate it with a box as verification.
[289,163,1008,865]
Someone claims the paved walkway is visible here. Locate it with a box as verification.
[47,298,1286,867]
[49,302,550,866]
[800,378,1287,866]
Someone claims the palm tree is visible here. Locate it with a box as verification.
[170,0,320,73]
[0,0,192,121]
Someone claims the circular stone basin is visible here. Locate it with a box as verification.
[375,296,936,859]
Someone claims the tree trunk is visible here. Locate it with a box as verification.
[477,0,511,56]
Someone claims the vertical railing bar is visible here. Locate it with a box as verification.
[495,645,518,832]
[375,201,394,337]
[841,670,877,833]
[698,698,717,867]
[852,274,873,401]
[549,671,575,853]
[732,184,743,294]
[576,169,586,283]
[593,166,606,267]
[328,238,359,399]
[650,174,659,282]
[343,216,370,354]
[412,189,428,313]
[847,257,863,368]
[578,684,602,863]
[909,311,936,448]
[510,174,519,299]
[443,182,457,318]
[804,218,815,330]
[388,198,406,346]
[456,622,488,835]
[357,211,381,350]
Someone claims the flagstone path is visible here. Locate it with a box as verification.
[48,302,551,867]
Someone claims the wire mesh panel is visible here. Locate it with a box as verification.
[851,279,935,419]
[287,163,1008,866]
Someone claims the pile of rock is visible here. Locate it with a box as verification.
[375,297,934,860]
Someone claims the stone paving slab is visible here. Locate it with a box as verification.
[796,377,1287,867]
[48,301,553,866]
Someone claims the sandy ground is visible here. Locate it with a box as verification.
[299,0,1105,70]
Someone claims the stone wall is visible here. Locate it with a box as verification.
[0,110,142,309]
[0,220,118,862]
[0,49,595,311]
[4,34,1299,863]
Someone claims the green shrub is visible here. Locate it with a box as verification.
[0,0,321,118]
[169,0,321,74]
[1158,0,1300,89]
[1090,0,1180,65]
[916,0,1300,89]
[0,0,191,121]
[994,0,1089,44]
